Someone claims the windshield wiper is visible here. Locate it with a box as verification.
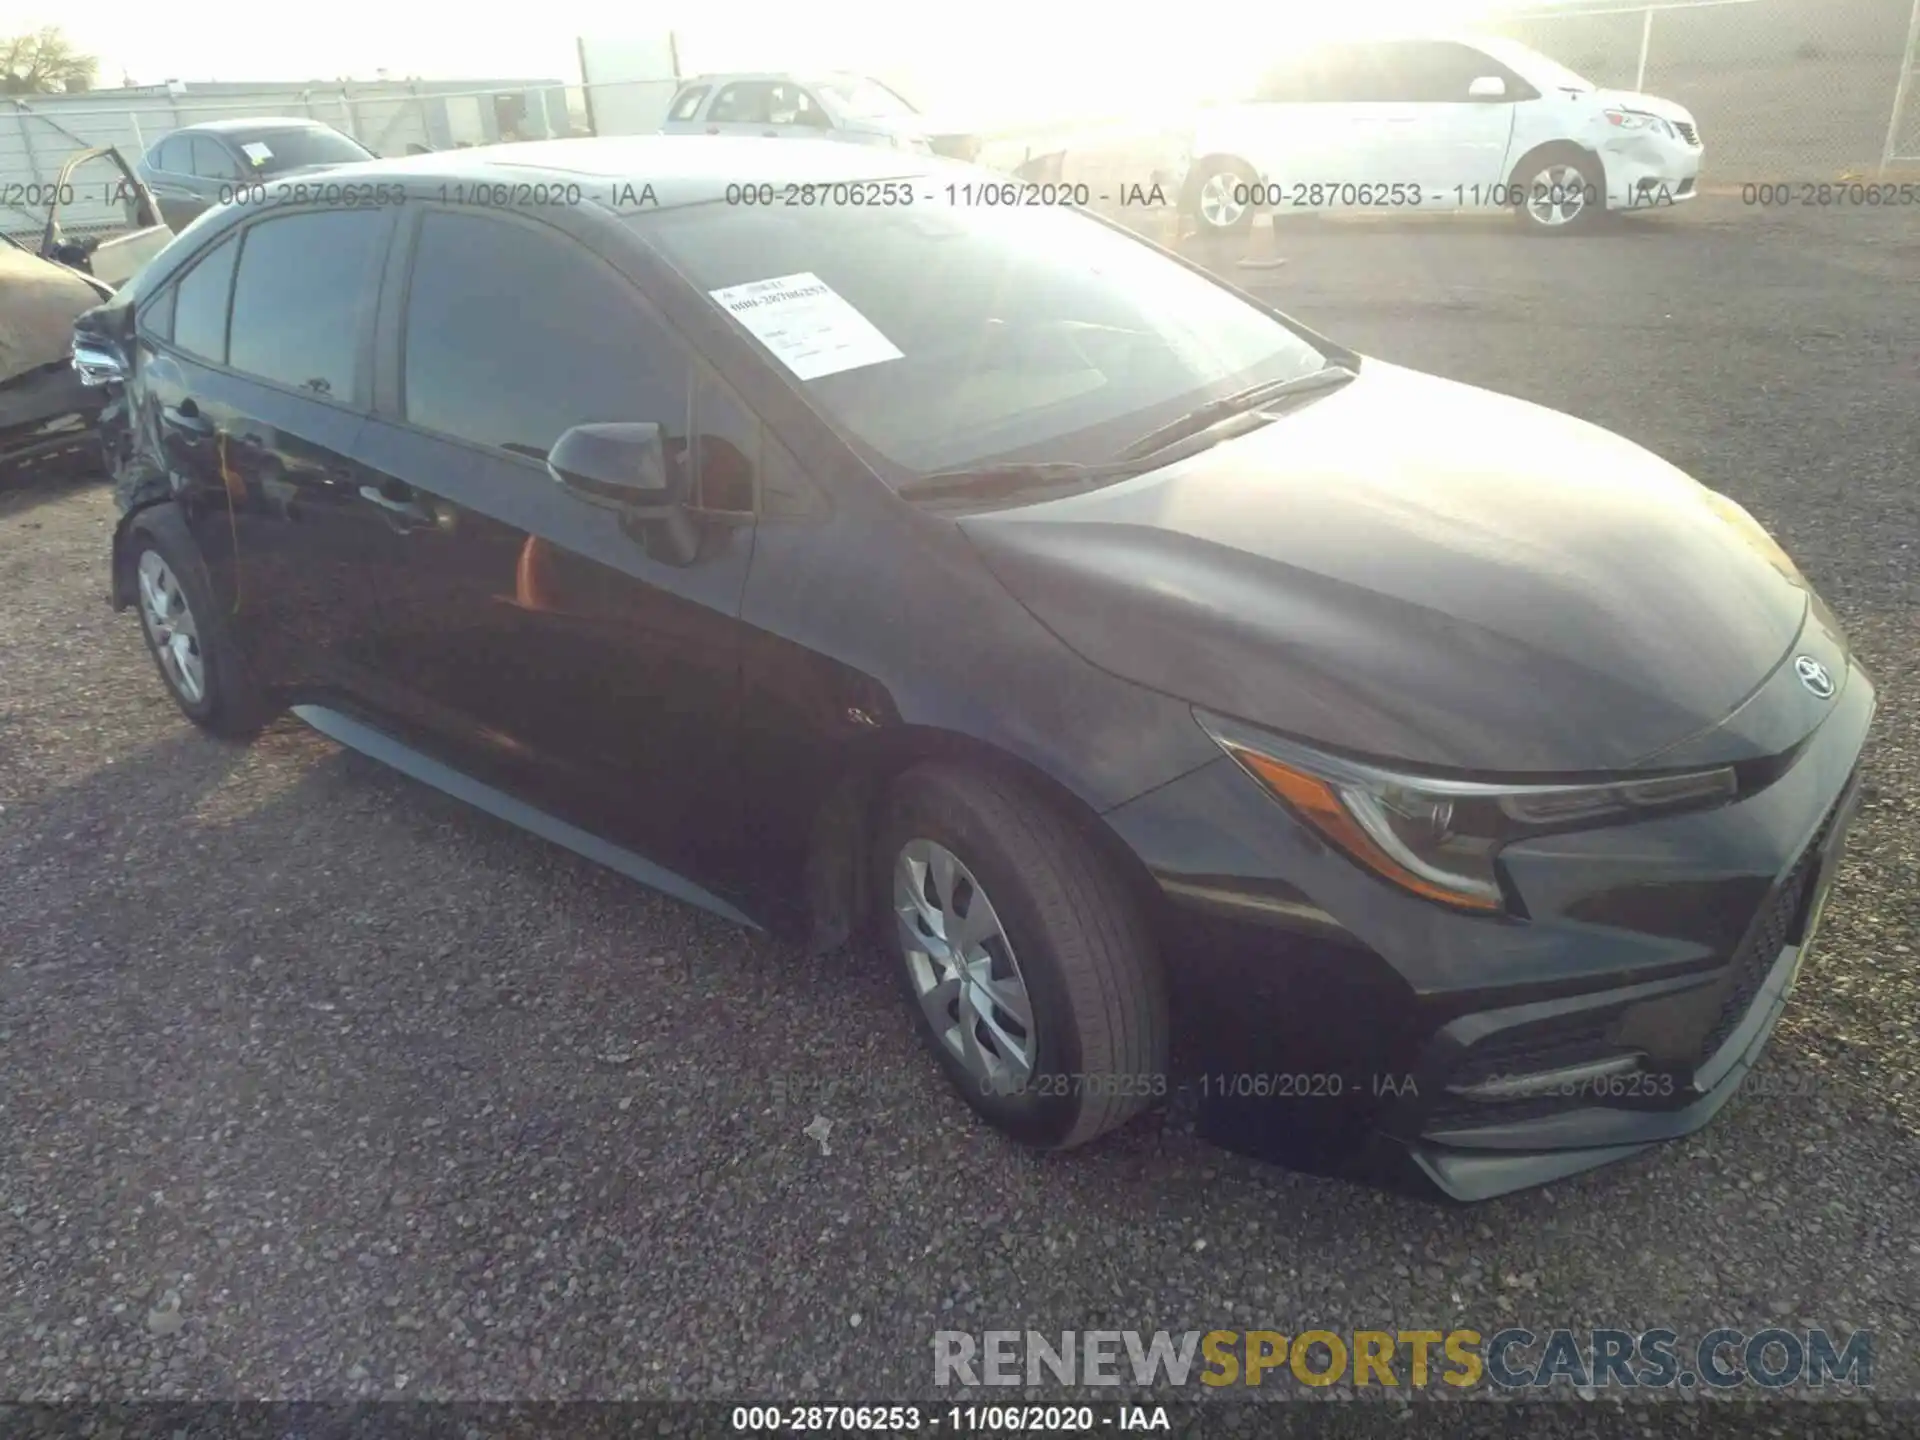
[895,459,1144,503]
[1118,364,1358,461]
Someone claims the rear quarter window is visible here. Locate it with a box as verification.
[668,86,711,122]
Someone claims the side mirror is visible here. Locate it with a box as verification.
[1468,76,1508,100]
[547,422,700,564]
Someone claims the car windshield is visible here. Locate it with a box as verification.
[233,127,375,174]
[634,197,1329,478]
[1475,36,1596,92]
[817,77,917,119]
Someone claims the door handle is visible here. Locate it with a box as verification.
[359,482,435,528]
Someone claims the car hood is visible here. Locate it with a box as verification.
[1,244,108,386]
[958,361,1813,775]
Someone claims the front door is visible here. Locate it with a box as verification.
[1372,41,1519,210]
[351,205,757,885]
[1236,48,1374,217]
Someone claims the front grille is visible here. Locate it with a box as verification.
[1674,121,1700,146]
[1695,792,1845,1064]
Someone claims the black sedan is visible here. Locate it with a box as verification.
[78,138,1873,1201]
[136,117,376,231]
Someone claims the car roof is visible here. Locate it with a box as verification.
[165,117,348,136]
[677,71,888,89]
[311,136,950,210]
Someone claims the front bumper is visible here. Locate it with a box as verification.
[1600,132,1704,211]
[1102,646,1875,1201]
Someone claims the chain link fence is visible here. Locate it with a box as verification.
[5,0,1917,246]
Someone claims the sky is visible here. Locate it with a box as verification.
[13,0,1537,113]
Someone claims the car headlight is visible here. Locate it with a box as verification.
[1604,108,1674,138]
[1196,712,1738,914]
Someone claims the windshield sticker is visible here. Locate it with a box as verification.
[241,142,273,166]
[708,273,902,381]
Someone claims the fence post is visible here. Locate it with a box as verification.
[1635,6,1655,92]
[1882,0,1920,173]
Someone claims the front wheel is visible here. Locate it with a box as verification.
[1187,158,1259,236]
[876,762,1169,1149]
[1512,151,1608,234]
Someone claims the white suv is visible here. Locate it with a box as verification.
[1182,34,1704,235]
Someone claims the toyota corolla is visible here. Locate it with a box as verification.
[79,138,1872,1200]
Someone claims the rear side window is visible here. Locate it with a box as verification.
[150,135,189,173]
[400,209,691,459]
[227,209,390,400]
[141,285,177,343]
[668,85,710,122]
[709,83,770,124]
[169,235,239,363]
[189,136,240,180]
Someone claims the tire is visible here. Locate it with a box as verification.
[1186,157,1259,237]
[875,761,1170,1149]
[127,504,271,739]
[1511,147,1608,235]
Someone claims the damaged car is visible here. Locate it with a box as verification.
[1,146,171,480]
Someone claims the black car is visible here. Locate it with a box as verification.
[79,137,1873,1201]
[136,118,376,231]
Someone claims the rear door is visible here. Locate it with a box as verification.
[348,205,758,880]
[141,135,202,230]
[1233,48,1374,214]
[186,135,244,220]
[194,205,401,700]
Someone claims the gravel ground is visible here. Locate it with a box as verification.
[1,197,1916,1416]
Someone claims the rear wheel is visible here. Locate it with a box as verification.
[876,762,1169,1149]
[129,506,271,738]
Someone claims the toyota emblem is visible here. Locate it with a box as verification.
[1794,655,1835,698]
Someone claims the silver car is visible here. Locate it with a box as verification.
[660,72,970,155]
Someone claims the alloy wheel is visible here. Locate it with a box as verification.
[1524,164,1592,228]
[893,838,1037,1094]
[137,550,206,705]
[1197,171,1249,232]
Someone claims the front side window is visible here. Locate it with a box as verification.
[227,209,389,399]
[401,210,691,461]
[1377,41,1514,103]
[817,77,915,120]
[767,83,831,129]
[169,235,239,363]
[232,127,376,175]
[636,197,1327,478]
